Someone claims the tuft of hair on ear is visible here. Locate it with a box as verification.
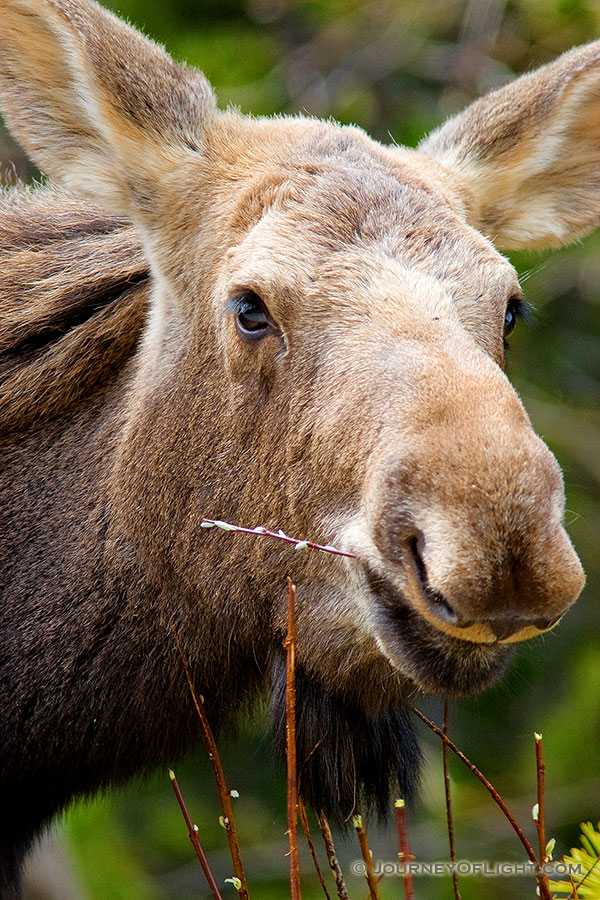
[270,656,421,826]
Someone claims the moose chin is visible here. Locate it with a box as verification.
[0,0,597,895]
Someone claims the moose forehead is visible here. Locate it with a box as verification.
[220,126,519,349]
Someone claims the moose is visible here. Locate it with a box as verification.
[0,0,598,894]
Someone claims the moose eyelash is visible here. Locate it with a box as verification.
[514,297,535,325]
[504,296,534,352]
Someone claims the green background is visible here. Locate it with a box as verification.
[3,1,599,898]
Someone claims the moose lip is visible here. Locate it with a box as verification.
[364,568,514,696]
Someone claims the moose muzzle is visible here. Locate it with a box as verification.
[362,349,585,647]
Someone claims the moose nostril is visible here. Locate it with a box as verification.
[534,614,563,632]
[489,617,523,641]
[408,537,459,626]
[489,613,565,641]
[426,588,460,626]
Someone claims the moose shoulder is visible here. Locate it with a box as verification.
[0,1,598,895]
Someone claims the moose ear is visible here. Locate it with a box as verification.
[419,42,600,250]
[0,0,217,217]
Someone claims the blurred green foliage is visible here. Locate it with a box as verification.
[4,0,599,898]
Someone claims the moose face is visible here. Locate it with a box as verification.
[0,0,597,867]
[175,121,587,700]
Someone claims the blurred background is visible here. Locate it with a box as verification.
[3,0,599,898]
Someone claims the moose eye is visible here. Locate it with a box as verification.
[503,298,520,340]
[230,292,281,342]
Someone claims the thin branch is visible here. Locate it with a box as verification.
[172,627,250,900]
[395,800,414,900]
[368,874,385,899]
[169,770,224,900]
[285,579,302,900]
[534,732,552,900]
[567,869,579,899]
[534,733,546,860]
[318,813,350,900]
[200,519,356,559]
[411,706,553,900]
[566,854,600,900]
[353,811,381,900]
[298,798,332,900]
[442,702,461,900]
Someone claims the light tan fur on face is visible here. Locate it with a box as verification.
[0,1,597,747]
[2,5,600,882]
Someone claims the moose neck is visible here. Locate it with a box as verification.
[1,330,271,827]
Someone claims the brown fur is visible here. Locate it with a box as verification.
[0,186,148,429]
[0,2,598,896]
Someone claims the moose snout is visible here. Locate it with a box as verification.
[402,531,578,643]
[367,419,586,645]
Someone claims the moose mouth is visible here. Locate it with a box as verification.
[365,567,515,696]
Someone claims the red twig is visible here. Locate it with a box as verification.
[411,706,552,900]
[201,519,356,559]
[318,813,350,900]
[353,812,381,900]
[567,869,579,899]
[285,579,302,900]
[442,702,461,900]
[566,854,600,900]
[534,732,553,899]
[395,800,414,900]
[169,770,224,900]
[298,798,332,900]
[173,628,249,900]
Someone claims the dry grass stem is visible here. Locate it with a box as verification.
[169,770,224,900]
[285,578,302,900]
[318,813,350,900]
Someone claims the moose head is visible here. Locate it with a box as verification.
[0,1,598,894]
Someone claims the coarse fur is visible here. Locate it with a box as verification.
[0,1,598,896]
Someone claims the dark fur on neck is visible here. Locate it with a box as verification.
[270,657,421,825]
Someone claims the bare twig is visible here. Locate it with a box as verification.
[534,732,546,860]
[395,800,414,900]
[353,811,381,900]
[298,798,332,900]
[567,869,579,899]
[285,579,302,900]
[169,770,224,900]
[411,706,552,900]
[318,813,350,900]
[200,519,356,559]
[442,702,461,900]
[566,854,600,900]
[534,732,552,899]
[172,628,249,900]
